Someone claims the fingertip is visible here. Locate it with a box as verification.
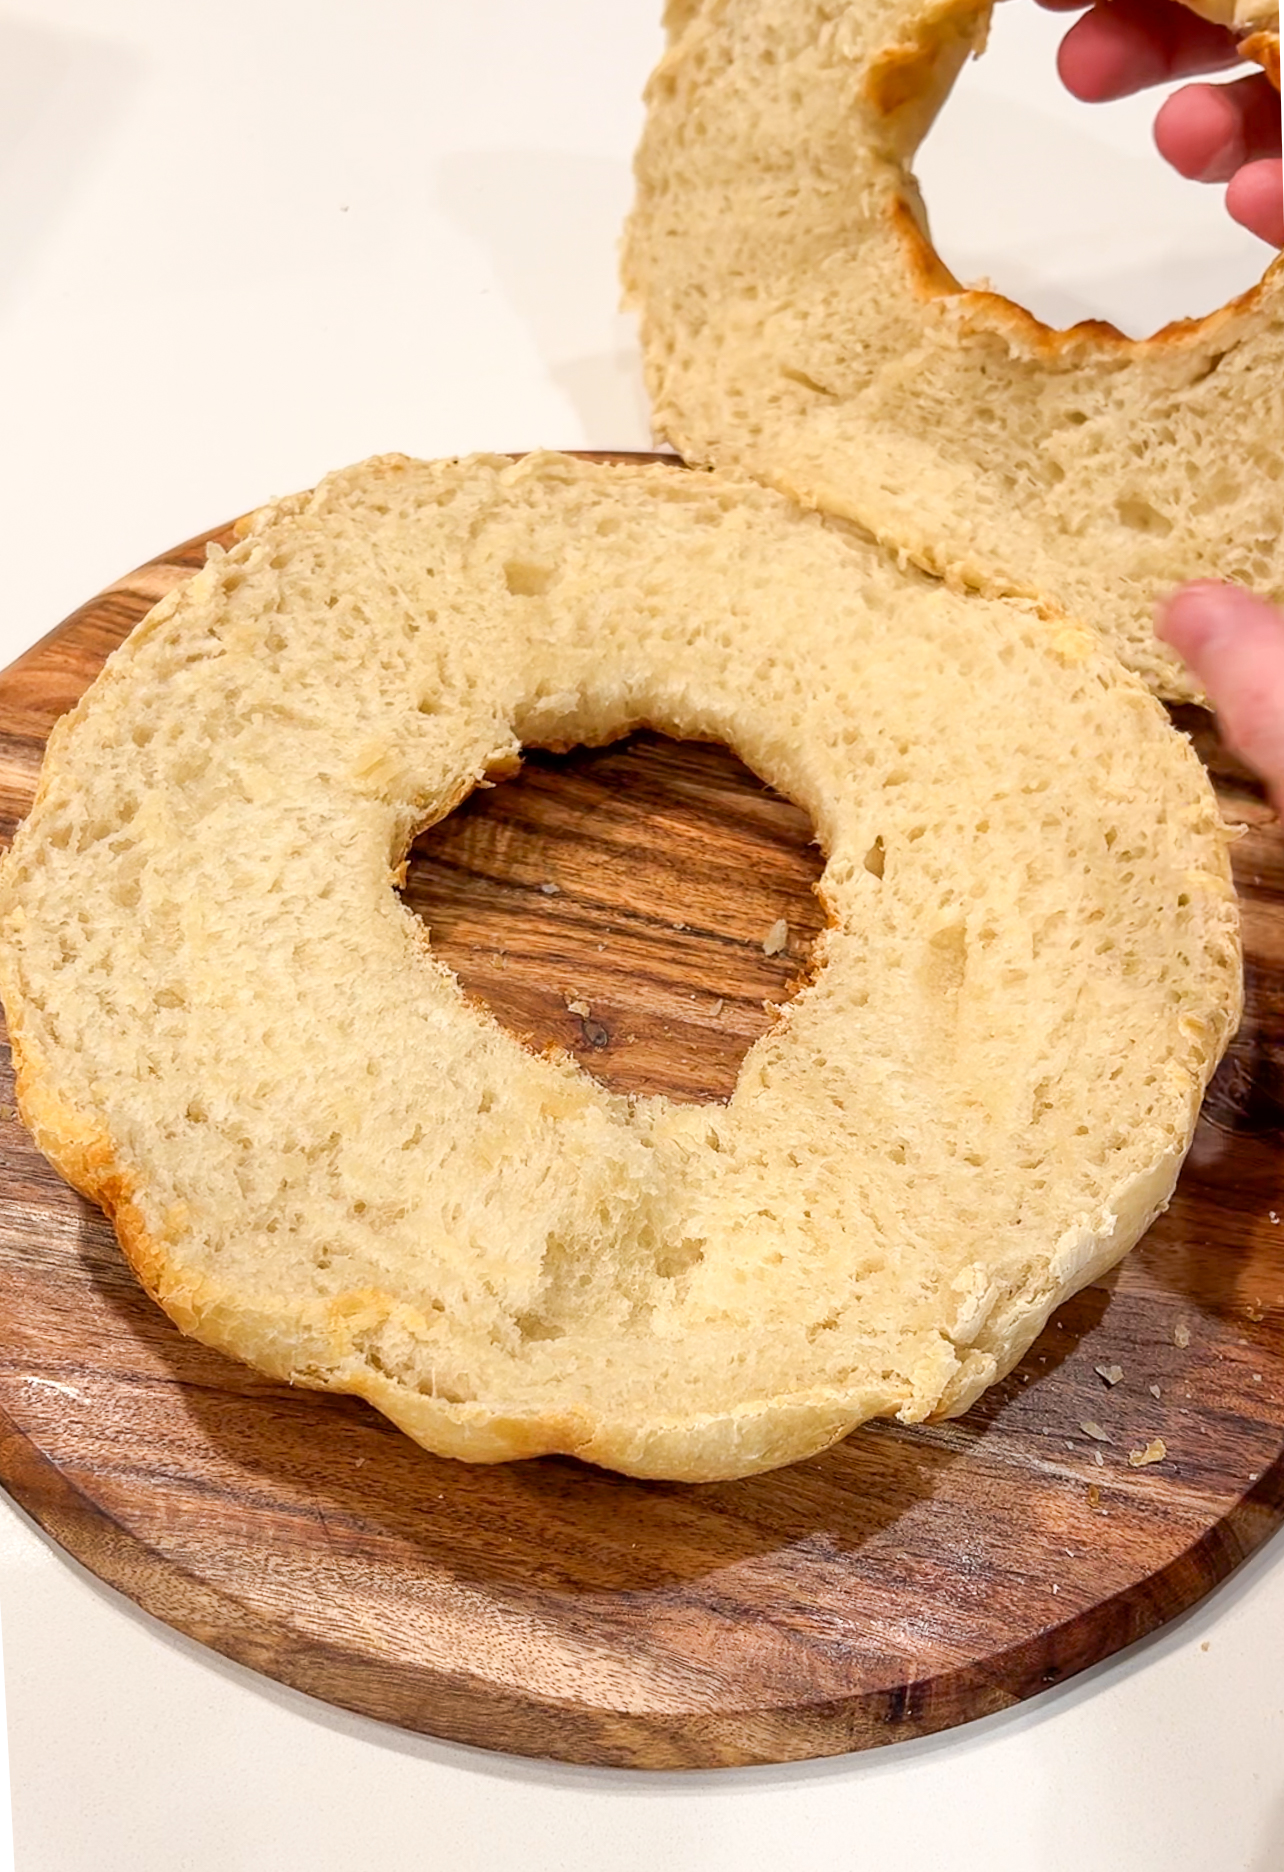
[1056,0,1241,103]
[1227,159,1284,248]
[1054,18,1098,100]
[1157,580,1284,677]
[1056,7,1155,101]
[1158,585,1284,789]
[1153,82,1241,181]
[1156,580,1240,657]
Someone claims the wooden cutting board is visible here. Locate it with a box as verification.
[3,463,1284,1769]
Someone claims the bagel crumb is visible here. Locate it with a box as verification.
[1174,1321,1191,1348]
[762,918,788,956]
[1094,1364,1123,1387]
[1128,1439,1167,1468]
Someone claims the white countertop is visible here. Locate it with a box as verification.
[1,3,1280,1866]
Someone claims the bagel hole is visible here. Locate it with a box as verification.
[398,731,826,1102]
[913,0,1267,337]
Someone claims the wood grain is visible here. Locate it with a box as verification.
[3,470,1284,1769]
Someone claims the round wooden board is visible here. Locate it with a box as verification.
[3,461,1284,1770]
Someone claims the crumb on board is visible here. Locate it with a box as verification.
[22,1375,81,1400]
[710,998,725,1019]
[1128,1438,1167,1468]
[1094,1450,1104,1467]
[539,880,560,895]
[1270,1212,1280,1226]
[1174,1321,1191,1348]
[566,999,591,1019]
[1201,1641,1210,1652]
[1094,1364,1123,1387]
[762,918,789,956]
[1087,1484,1102,1507]
[1080,1420,1113,1443]
[1247,1301,1266,1322]
[1149,1383,1161,1400]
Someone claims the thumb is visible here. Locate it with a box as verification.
[1158,581,1284,804]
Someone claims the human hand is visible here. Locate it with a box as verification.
[1038,0,1283,246]
[1159,584,1284,806]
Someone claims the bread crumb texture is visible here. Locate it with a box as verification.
[0,454,1242,1479]
[622,0,1283,703]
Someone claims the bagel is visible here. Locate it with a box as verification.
[622,0,1283,703]
[0,453,1241,1481]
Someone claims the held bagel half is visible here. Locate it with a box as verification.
[622,0,1283,703]
[0,454,1241,1481]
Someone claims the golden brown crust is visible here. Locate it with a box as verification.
[863,0,990,121]
[876,0,1279,358]
[11,1016,917,1480]
[890,199,1281,361]
[1242,28,1281,84]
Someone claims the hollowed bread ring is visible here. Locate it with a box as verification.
[0,454,1242,1481]
[623,0,1282,703]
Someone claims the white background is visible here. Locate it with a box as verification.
[0,3,1279,1867]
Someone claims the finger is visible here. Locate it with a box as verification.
[1227,157,1284,245]
[1057,0,1242,101]
[1155,74,1283,181]
[1158,583,1284,799]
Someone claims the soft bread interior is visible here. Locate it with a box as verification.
[622,0,1283,702]
[0,454,1242,1479]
